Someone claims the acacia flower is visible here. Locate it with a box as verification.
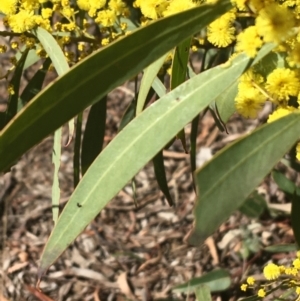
[286,42,300,68]
[247,276,255,285]
[266,68,300,103]
[207,12,236,47]
[297,143,300,161]
[263,263,281,280]
[256,3,296,43]
[7,10,37,33]
[21,0,40,11]
[95,9,117,27]
[8,84,14,95]
[0,45,7,53]
[41,8,53,19]
[10,41,18,49]
[293,258,300,269]
[163,0,196,17]
[267,107,296,123]
[285,267,298,276]
[257,288,266,298]
[134,0,168,20]
[109,0,127,16]
[230,0,247,11]
[0,0,18,15]
[235,26,263,58]
[235,87,266,119]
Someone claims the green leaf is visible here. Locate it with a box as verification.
[0,112,5,132]
[38,51,254,275]
[119,99,136,132]
[52,128,61,223]
[33,27,69,75]
[171,38,191,152]
[153,151,173,206]
[188,113,300,246]
[73,112,83,187]
[281,157,300,173]
[209,106,226,132]
[173,269,231,293]
[171,38,191,89]
[4,48,29,126]
[239,191,267,218]
[34,26,70,223]
[152,40,192,205]
[16,48,41,70]
[120,87,156,131]
[264,244,297,253]
[152,76,167,98]
[81,96,107,175]
[19,58,52,108]
[136,54,167,115]
[0,0,232,173]
[190,114,200,177]
[215,80,238,123]
[254,51,287,78]
[195,285,212,301]
[272,170,300,195]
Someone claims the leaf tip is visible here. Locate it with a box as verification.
[36,266,47,289]
[185,227,205,246]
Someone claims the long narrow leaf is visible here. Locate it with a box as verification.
[52,128,61,223]
[34,27,70,223]
[173,269,231,293]
[38,52,257,275]
[188,113,300,246]
[73,112,82,187]
[152,76,167,97]
[0,0,232,172]
[119,99,136,131]
[33,27,69,75]
[153,38,192,203]
[136,54,167,115]
[215,80,238,123]
[16,47,41,70]
[171,38,191,152]
[190,114,200,175]
[153,151,173,206]
[4,48,29,125]
[81,96,107,175]
[19,57,51,108]
[171,38,191,89]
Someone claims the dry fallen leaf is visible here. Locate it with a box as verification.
[117,272,136,300]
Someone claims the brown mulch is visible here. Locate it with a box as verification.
[0,32,297,301]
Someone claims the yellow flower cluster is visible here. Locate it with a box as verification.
[0,0,299,145]
[241,253,300,299]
